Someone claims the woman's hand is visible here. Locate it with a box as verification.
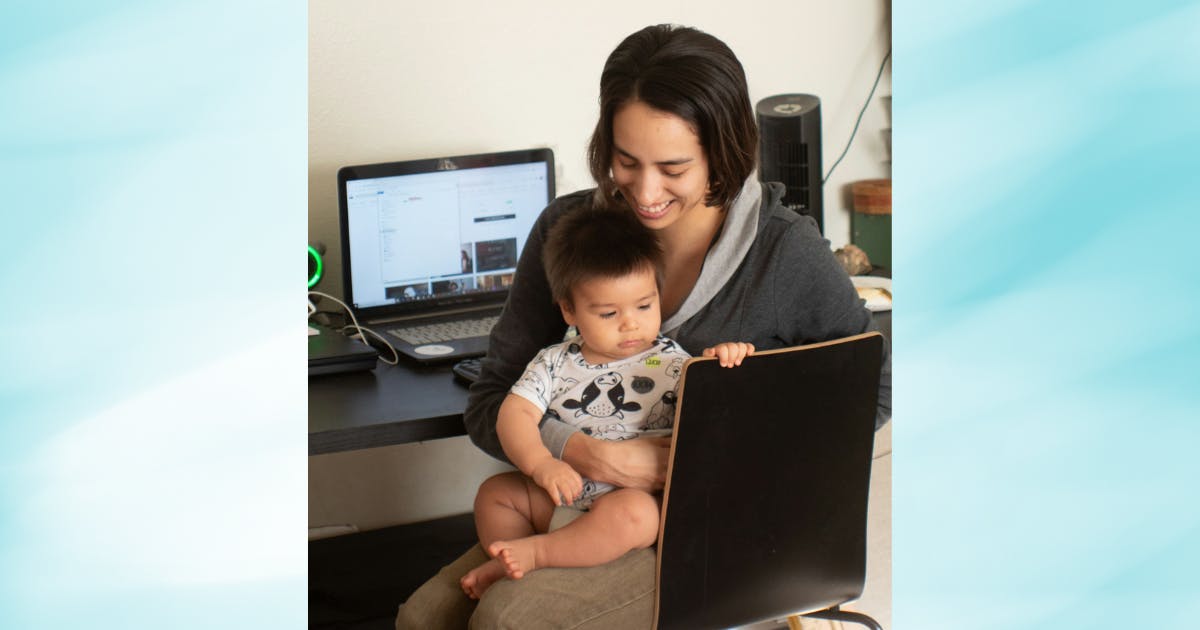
[702,341,756,367]
[529,457,583,506]
[562,433,671,492]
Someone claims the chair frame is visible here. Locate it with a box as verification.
[653,333,886,630]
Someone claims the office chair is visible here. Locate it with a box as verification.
[653,333,884,630]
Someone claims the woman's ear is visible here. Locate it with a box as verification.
[558,299,577,326]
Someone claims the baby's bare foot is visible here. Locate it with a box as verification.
[459,558,507,599]
[487,538,539,580]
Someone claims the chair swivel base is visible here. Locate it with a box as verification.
[791,605,883,630]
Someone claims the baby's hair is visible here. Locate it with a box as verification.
[543,205,664,307]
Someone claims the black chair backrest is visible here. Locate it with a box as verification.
[654,333,883,630]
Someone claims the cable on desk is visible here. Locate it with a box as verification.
[308,290,400,365]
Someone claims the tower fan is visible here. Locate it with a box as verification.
[757,94,823,234]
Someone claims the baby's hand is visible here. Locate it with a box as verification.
[529,458,583,506]
[702,342,756,368]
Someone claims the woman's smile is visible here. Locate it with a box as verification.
[634,199,674,220]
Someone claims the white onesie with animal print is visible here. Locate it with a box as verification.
[508,335,691,508]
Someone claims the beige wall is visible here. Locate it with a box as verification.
[309,0,892,531]
[309,436,512,531]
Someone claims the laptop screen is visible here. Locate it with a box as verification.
[338,148,554,316]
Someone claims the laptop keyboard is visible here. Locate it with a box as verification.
[386,315,500,346]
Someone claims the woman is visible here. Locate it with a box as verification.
[397,23,891,629]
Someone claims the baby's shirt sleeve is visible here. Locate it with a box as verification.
[508,346,554,413]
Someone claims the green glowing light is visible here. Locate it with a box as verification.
[308,245,323,289]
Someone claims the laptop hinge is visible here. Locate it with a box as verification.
[367,302,501,326]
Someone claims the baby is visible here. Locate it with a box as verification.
[460,205,753,598]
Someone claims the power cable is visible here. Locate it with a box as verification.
[823,49,891,185]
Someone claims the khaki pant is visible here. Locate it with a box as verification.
[395,506,845,630]
[395,542,658,630]
[396,541,844,628]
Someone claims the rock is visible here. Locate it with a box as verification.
[834,244,872,276]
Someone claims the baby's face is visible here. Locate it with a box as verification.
[561,266,661,364]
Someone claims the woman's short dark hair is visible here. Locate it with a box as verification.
[544,204,664,307]
[587,24,758,211]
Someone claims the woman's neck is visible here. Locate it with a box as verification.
[657,203,725,317]
[658,203,724,258]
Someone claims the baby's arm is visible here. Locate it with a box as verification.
[701,342,756,367]
[497,393,583,506]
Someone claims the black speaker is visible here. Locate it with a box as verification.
[757,94,823,234]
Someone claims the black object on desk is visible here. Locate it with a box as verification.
[452,357,483,384]
[308,323,378,376]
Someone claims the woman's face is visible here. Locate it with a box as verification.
[610,100,714,231]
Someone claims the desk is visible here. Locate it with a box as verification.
[308,308,889,456]
[308,362,470,455]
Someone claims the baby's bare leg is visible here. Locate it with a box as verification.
[474,472,556,544]
[460,472,555,599]
[489,488,660,579]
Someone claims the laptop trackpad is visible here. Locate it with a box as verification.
[414,344,455,356]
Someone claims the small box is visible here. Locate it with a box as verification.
[851,179,891,269]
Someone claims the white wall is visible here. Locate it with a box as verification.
[309,0,891,530]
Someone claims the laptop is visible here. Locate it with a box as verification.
[308,323,379,376]
[337,148,555,364]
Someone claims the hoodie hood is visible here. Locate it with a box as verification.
[661,175,780,335]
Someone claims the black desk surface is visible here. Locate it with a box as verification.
[308,360,471,455]
[311,262,889,456]
[309,311,888,456]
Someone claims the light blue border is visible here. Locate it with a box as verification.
[0,2,306,627]
[895,1,1200,628]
